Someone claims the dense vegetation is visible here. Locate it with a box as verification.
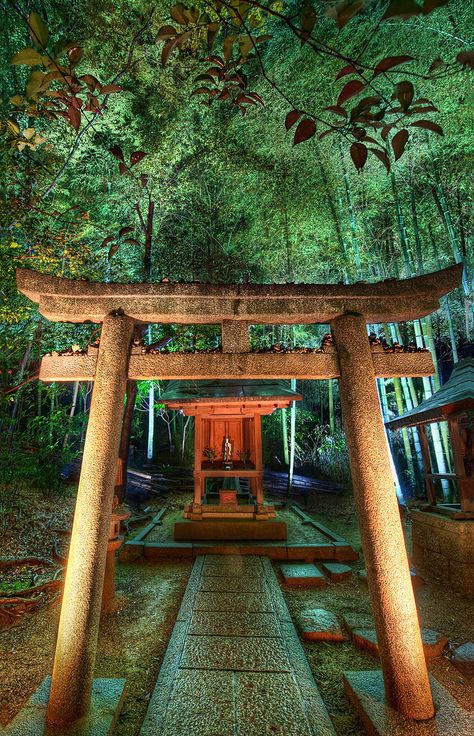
[0,0,472,509]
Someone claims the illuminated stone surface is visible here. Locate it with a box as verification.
[4,676,126,736]
[451,643,474,679]
[321,562,353,581]
[296,609,345,642]
[351,627,448,661]
[280,563,326,587]
[343,670,473,736]
[139,555,336,736]
[332,313,434,720]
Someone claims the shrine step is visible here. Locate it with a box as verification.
[174,519,287,541]
[139,555,336,736]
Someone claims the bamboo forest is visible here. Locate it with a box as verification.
[0,1,473,735]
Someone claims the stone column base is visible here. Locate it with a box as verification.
[4,677,126,736]
[343,670,473,736]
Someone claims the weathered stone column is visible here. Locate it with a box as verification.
[46,312,134,726]
[331,313,434,721]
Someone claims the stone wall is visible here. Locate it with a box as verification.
[411,510,474,598]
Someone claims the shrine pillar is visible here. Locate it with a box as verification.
[331,313,434,721]
[46,312,134,726]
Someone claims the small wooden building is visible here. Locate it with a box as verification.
[386,357,474,597]
[161,379,301,540]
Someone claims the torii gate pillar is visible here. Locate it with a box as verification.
[332,313,434,721]
[46,312,133,727]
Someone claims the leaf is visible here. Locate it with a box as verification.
[170,3,188,25]
[300,0,317,44]
[161,37,180,66]
[239,36,253,58]
[6,118,20,135]
[395,80,414,110]
[324,105,347,117]
[293,118,316,145]
[130,150,146,166]
[382,0,422,19]
[157,25,178,40]
[80,74,99,91]
[10,95,24,106]
[140,173,148,188]
[29,12,49,48]
[108,243,120,259]
[327,0,365,29]
[423,0,448,14]
[26,70,46,98]
[100,84,123,94]
[11,48,43,66]
[381,124,394,140]
[67,46,83,66]
[370,147,390,172]
[456,51,474,69]
[391,129,409,160]
[256,35,272,44]
[119,226,134,238]
[350,142,368,171]
[101,236,115,248]
[119,163,128,175]
[410,120,443,135]
[285,110,302,130]
[23,127,36,140]
[336,64,357,80]
[373,55,414,76]
[123,238,141,246]
[223,35,235,62]
[67,105,81,132]
[428,58,445,73]
[109,145,124,162]
[207,22,219,51]
[337,80,364,106]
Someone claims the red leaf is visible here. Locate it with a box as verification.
[101,236,115,248]
[391,129,409,160]
[369,148,390,173]
[382,0,422,20]
[336,64,357,80]
[373,55,414,76]
[350,142,368,171]
[395,80,414,110]
[161,37,180,67]
[337,80,364,106]
[381,124,393,140]
[423,0,448,14]
[327,0,365,28]
[100,84,123,94]
[409,120,443,135]
[119,162,127,175]
[456,51,474,69]
[140,173,148,187]
[119,226,134,238]
[293,118,316,145]
[130,150,146,166]
[300,0,316,45]
[324,105,347,117]
[123,238,141,246]
[108,243,120,259]
[191,87,213,96]
[285,110,302,130]
[67,105,81,131]
[157,25,177,40]
[109,145,124,162]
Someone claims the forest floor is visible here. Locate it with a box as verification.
[0,485,473,735]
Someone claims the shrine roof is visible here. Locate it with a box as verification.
[160,379,302,403]
[386,358,474,429]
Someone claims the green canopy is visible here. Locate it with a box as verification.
[386,358,474,430]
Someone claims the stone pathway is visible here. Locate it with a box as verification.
[140,555,336,736]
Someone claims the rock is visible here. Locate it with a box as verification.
[321,562,352,581]
[280,563,326,587]
[296,608,344,642]
[451,643,474,679]
[350,625,448,661]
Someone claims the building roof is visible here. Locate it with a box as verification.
[160,379,302,404]
[386,358,474,430]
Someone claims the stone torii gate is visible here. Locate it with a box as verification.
[15,264,461,733]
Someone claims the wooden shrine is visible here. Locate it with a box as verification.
[161,380,301,540]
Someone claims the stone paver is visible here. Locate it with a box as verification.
[321,562,352,581]
[140,554,336,736]
[297,609,345,642]
[451,642,474,679]
[280,563,326,587]
[351,626,449,661]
